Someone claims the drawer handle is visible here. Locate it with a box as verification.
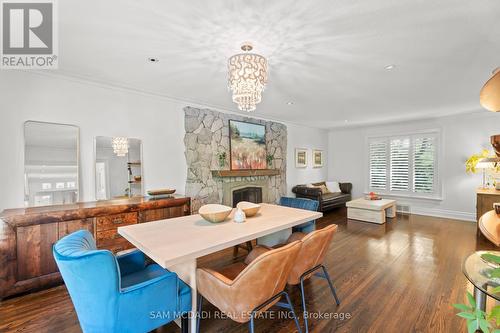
[112,219,124,225]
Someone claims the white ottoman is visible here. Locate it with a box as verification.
[346,198,397,224]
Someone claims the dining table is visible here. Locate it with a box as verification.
[118,203,322,332]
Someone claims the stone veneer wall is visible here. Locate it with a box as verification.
[184,106,287,212]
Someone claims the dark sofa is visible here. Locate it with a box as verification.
[292,181,352,212]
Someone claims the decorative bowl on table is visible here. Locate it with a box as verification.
[199,204,232,223]
[236,201,261,217]
[147,189,176,196]
[365,191,381,200]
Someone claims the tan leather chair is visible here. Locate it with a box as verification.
[284,224,340,333]
[196,241,303,333]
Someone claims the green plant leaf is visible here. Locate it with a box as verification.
[467,292,477,308]
[468,319,478,333]
[492,286,500,294]
[457,312,477,320]
[454,303,472,311]
[488,306,500,325]
[475,308,487,319]
[479,318,491,333]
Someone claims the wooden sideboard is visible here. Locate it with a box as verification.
[476,188,500,221]
[477,188,500,225]
[0,195,190,299]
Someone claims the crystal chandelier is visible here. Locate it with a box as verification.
[112,137,129,156]
[228,43,268,112]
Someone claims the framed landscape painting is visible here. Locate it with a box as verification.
[229,120,266,170]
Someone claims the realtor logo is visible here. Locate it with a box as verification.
[1,0,58,69]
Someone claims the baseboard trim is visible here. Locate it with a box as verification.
[402,207,476,222]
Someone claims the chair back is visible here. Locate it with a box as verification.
[53,230,121,331]
[225,241,302,321]
[280,197,319,232]
[279,196,319,212]
[287,225,338,285]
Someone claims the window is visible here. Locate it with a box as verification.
[369,140,387,189]
[367,131,439,197]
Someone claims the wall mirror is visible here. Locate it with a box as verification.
[94,136,143,200]
[24,121,80,207]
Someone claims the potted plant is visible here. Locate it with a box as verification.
[466,149,492,174]
[266,153,274,169]
[217,151,227,169]
[466,149,500,188]
[453,253,500,332]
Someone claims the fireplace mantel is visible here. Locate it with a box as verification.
[211,169,280,177]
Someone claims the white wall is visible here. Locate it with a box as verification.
[286,123,329,195]
[0,71,187,211]
[0,71,329,210]
[328,112,500,221]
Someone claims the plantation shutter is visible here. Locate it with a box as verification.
[369,140,387,189]
[390,138,410,191]
[413,136,436,193]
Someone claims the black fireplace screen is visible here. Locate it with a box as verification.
[232,187,263,207]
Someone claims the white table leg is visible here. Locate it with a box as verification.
[167,259,197,333]
[386,204,396,218]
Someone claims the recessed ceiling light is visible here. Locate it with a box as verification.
[344,120,349,123]
[148,57,159,63]
[286,101,294,105]
[384,64,395,71]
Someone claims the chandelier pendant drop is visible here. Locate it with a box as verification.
[228,43,268,112]
[112,137,129,156]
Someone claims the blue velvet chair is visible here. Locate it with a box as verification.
[53,230,191,333]
[279,197,320,233]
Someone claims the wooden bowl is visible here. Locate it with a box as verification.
[147,189,176,196]
[236,201,261,217]
[199,204,232,223]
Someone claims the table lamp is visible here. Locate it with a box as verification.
[476,157,500,189]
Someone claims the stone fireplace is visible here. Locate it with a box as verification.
[233,187,262,207]
[220,178,268,207]
[183,106,287,212]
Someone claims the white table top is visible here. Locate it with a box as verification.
[346,197,396,210]
[118,203,322,267]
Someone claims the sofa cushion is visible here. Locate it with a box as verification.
[325,181,341,193]
[316,184,330,194]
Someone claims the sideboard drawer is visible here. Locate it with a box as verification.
[99,237,135,254]
[96,229,124,243]
[96,213,137,231]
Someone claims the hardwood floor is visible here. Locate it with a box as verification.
[0,208,495,333]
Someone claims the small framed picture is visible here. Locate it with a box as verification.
[313,149,324,168]
[295,148,307,168]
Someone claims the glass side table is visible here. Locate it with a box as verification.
[463,251,500,311]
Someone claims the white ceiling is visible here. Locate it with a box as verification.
[54,0,500,128]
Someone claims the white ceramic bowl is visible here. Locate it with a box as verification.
[199,204,232,223]
[236,201,261,217]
